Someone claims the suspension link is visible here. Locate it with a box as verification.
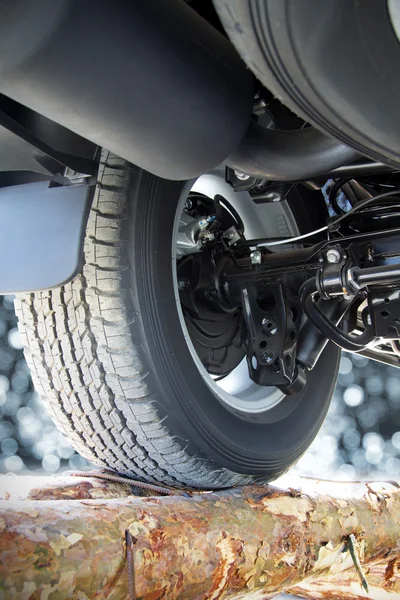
[178,225,400,389]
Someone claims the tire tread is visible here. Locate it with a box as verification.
[15,151,251,488]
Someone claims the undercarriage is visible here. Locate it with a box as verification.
[2,0,400,486]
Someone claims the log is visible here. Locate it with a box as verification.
[0,473,399,599]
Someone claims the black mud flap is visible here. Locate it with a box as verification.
[0,181,94,293]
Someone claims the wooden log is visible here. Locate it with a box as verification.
[0,474,399,599]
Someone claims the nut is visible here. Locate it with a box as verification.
[250,250,262,265]
[261,350,274,364]
[326,248,341,263]
[234,170,250,181]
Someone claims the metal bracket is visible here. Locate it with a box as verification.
[241,282,300,387]
[0,100,98,179]
[368,288,400,338]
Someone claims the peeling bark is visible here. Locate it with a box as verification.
[0,474,153,501]
[0,475,399,599]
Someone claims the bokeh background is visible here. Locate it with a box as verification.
[1,293,400,480]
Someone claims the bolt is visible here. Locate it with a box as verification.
[326,248,341,263]
[201,231,215,242]
[262,318,277,336]
[178,279,189,291]
[250,250,262,265]
[184,198,193,210]
[206,287,218,300]
[261,350,274,364]
[253,96,267,115]
[234,170,250,181]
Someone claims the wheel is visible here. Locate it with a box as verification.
[15,151,340,488]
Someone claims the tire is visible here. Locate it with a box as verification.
[15,151,340,489]
[213,0,400,171]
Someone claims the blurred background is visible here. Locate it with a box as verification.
[0,293,400,480]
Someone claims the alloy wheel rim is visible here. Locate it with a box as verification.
[171,172,299,415]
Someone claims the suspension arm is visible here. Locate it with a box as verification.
[216,226,400,389]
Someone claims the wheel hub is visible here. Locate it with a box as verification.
[177,250,246,377]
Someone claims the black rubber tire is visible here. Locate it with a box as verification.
[213,0,400,170]
[15,151,340,488]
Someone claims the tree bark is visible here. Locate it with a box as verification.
[0,474,399,599]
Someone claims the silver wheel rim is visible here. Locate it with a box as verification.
[171,169,299,415]
[388,0,400,42]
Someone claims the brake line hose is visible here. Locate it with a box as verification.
[299,278,374,352]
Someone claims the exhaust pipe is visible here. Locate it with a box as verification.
[226,121,359,182]
[0,0,356,181]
